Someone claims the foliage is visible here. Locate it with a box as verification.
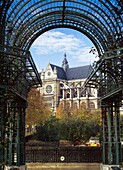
[56,103,101,123]
[35,116,59,142]
[26,87,52,126]
[58,117,100,143]
[56,104,73,120]
[35,106,101,143]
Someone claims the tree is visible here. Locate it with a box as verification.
[36,116,59,142]
[56,103,101,123]
[56,104,72,120]
[32,100,101,143]
[26,87,51,126]
[56,104,101,142]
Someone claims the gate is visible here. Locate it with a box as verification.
[26,147,102,163]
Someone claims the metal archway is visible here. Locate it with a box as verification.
[1,1,123,53]
[0,0,123,169]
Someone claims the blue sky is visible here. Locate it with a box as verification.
[30,28,98,72]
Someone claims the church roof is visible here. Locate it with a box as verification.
[50,64,93,80]
[66,65,93,80]
[50,64,66,79]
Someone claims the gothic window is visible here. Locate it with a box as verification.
[60,103,63,108]
[46,85,52,93]
[73,89,77,98]
[66,89,70,98]
[89,102,95,109]
[47,71,51,76]
[67,92,70,98]
[80,89,86,97]
[81,102,86,109]
[60,83,64,98]
[60,83,64,88]
[74,102,77,109]
[60,89,63,98]
[87,88,94,97]
[66,103,70,109]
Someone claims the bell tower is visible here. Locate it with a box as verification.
[62,53,69,72]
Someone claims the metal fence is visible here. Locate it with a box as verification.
[26,147,102,163]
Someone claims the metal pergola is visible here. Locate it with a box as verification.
[0,0,123,169]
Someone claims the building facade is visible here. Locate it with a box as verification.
[39,54,98,114]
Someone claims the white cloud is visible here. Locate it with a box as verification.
[31,30,85,55]
[71,47,98,63]
[31,29,98,69]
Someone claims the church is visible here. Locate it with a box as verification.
[39,54,98,114]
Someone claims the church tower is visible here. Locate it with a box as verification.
[62,53,69,72]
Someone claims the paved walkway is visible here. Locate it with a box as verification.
[27,163,100,170]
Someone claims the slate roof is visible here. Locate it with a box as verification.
[66,65,93,80]
[50,64,66,80]
[50,64,93,80]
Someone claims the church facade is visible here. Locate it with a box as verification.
[39,54,99,114]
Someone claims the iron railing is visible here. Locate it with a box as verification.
[26,147,102,163]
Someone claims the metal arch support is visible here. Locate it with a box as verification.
[4,97,27,166]
[2,0,123,53]
[62,0,66,22]
[7,0,118,34]
[0,45,41,168]
[12,2,106,49]
[18,17,107,53]
[26,24,103,54]
[84,47,123,165]
[11,20,106,52]
[11,1,112,37]
[102,100,122,165]
[14,8,108,49]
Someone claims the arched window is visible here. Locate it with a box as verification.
[73,89,77,98]
[80,102,86,109]
[66,89,70,98]
[74,102,77,109]
[60,83,64,98]
[60,89,63,98]
[89,102,95,109]
[80,89,86,97]
[66,103,70,109]
[60,103,63,108]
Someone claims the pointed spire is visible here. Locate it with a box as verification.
[64,53,66,58]
[62,53,69,72]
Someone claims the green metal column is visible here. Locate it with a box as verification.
[0,86,7,169]
[114,101,122,164]
[0,99,4,169]
[4,99,27,167]
[17,106,20,166]
[107,102,112,164]
[102,100,122,165]
[102,106,107,164]
[20,105,26,165]
[17,101,26,166]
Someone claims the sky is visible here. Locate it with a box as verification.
[30,28,98,72]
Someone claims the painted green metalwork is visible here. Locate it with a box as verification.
[0,0,123,169]
[84,48,123,165]
[0,44,42,168]
[1,0,123,52]
[4,99,27,166]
